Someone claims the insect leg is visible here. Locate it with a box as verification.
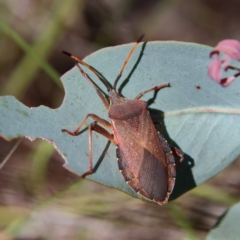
[62,114,112,136]
[170,146,184,164]
[81,122,116,178]
[134,83,170,100]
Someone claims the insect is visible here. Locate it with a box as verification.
[62,35,183,205]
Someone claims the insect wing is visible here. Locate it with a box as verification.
[111,100,169,202]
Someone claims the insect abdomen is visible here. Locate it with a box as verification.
[117,133,176,205]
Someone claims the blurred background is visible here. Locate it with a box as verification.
[0,0,240,239]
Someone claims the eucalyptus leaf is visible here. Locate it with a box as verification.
[1,41,240,202]
[207,202,240,240]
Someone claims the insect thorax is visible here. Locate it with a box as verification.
[109,97,147,121]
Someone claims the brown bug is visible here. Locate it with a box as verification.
[62,35,183,205]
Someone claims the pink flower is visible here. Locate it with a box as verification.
[208,39,240,87]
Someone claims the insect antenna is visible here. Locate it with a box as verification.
[112,34,145,90]
[62,51,111,91]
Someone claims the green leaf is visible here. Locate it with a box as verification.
[0,41,240,202]
[206,202,240,240]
